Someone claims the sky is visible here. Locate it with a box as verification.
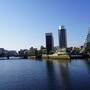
[0,0,90,51]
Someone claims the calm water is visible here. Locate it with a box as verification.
[0,59,90,90]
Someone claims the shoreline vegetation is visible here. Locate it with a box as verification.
[0,46,89,60]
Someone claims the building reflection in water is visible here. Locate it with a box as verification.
[45,60,71,90]
[83,59,90,73]
[58,60,71,89]
[45,60,58,90]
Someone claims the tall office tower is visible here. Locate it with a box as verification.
[58,25,67,49]
[46,33,54,54]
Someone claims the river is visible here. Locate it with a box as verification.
[0,59,90,90]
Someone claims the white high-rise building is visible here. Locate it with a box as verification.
[86,27,90,43]
[81,27,90,53]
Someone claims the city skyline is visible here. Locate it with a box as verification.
[0,0,90,50]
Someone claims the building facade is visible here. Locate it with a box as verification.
[86,27,90,47]
[46,33,54,54]
[58,25,67,49]
[83,27,90,52]
[81,27,90,53]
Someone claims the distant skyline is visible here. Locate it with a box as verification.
[0,0,90,50]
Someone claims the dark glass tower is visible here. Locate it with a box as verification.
[46,33,54,54]
[58,25,67,49]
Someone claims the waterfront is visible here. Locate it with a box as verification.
[0,59,90,90]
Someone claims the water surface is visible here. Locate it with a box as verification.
[0,59,90,90]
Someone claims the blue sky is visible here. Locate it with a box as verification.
[0,0,90,50]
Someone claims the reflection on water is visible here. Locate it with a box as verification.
[0,59,90,90]
[45,60,71,90]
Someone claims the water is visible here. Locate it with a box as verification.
[0,59,90,90]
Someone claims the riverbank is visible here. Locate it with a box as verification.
[29,54,90,60]
[29,55,70,60]
[42,54,70,60]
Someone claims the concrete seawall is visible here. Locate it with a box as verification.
[42,55,70,60]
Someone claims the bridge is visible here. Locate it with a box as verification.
[0,51,28,59]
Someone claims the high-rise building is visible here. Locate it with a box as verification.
[45,33,54,54]
[85,27,90,46]
[58,25,67,49]
[84,27,90,49]
[80,27,90,53]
